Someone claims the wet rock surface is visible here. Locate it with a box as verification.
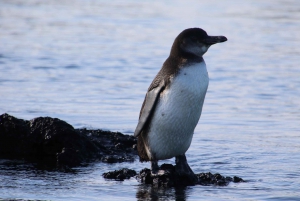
[76,128,137,163]
[104,164,244,187]
[103,168,137,181]
[0,113,137,167]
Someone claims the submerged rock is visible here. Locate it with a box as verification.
[104,164,244,187]
[197,172,244,186]
[103,168,137,181]
[0,113,137,167]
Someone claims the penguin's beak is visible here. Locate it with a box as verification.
[203,35,227,45]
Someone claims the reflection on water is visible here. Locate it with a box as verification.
[136,185,187,201]
[1,0,300,200]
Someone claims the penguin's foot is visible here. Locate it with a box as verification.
[175,154,198,184]
[151,160,159,174]
[150,160,167,176]
[152,170,167,176]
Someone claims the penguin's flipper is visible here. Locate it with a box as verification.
[134,80,165,137]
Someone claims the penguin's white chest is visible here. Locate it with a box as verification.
[147,62,209,160]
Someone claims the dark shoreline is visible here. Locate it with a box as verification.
[0,113,244,187]
[0,113,137,168]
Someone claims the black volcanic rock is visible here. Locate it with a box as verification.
[137,164,244,187]
[76,128,137,163]
[104,164,245,187]
[0,113,30,157]
[0,113,137,167]
[29,116,99,165]
[103,168,137,181]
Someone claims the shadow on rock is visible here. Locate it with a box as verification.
[0,113,137,168]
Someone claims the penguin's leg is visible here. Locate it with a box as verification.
[175,154,198,183]
[151,160,159,174]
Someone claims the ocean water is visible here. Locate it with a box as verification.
[0,0,300,200]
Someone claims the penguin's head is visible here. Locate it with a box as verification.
[171,28,227,58]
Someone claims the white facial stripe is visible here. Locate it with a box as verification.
[201,45,208,53]
[185,44,208,56]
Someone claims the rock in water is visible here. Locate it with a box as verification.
[76,128,137,163]
[103,168,137,181]
[0,113,98,167]
[103,164,245,187]
[138,164,245,187]
[0,113,137,167]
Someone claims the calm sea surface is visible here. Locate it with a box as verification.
[1,0,300,200]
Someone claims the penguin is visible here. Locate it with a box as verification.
[134,28,227,181]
